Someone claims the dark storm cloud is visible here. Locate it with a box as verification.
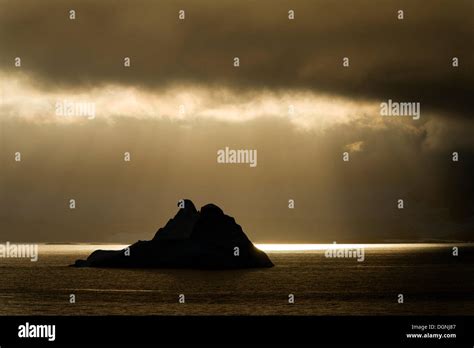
[0,0,472,117]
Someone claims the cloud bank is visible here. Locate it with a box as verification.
[0,0,472,243]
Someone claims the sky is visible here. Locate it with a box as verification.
[0,0,473,243]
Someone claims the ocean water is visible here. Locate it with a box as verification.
[0,244,473,315]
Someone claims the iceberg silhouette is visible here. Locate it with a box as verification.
[72,199,274,269]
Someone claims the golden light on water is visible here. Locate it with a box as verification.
[37,243,465,254]
[254,243,455,252]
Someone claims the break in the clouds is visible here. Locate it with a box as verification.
[1,72,382,132]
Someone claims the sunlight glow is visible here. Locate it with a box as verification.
[38,243,462,254]
[1,72,380,132]
[254,243,453,252]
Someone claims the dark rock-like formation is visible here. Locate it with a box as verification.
[72,199,274,269]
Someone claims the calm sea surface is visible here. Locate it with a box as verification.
[1,244,473,315]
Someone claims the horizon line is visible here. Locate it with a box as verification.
[15,242,474,252]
